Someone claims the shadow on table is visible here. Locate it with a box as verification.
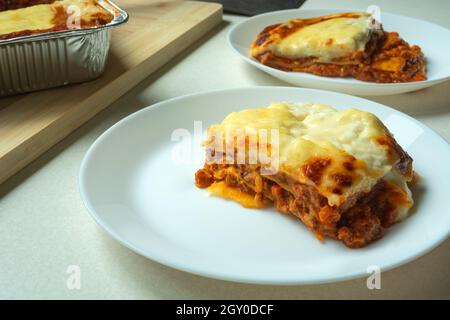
[369,81,450,117]
[100,230,450,299]
[242,62,450,117]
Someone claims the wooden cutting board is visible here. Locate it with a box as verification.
[0,0,222,185]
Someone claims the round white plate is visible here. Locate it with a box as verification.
[228,9,450,96]
[80,87,450,285]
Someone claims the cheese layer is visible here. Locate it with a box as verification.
[252,12,373,62]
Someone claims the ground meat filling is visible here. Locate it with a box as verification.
[195,163,400,248]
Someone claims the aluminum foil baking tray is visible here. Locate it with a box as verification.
[0,0,128,97]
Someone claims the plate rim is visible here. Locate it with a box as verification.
[227,8,450,88]
[79,86,450,285]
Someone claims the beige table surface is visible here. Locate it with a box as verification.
[0,0,449,299]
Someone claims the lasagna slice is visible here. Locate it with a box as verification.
[0,0,114,40]
[250,12,426,83]
[195,102,415,248]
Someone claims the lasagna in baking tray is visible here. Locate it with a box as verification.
[195,102,415,248]
[250,12,426,83]
[0,0,114,40]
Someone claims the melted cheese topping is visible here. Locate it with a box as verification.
[0,0,112,37]
[206,102,411,207]
[0,5,55,35]
[276,102,391,173]
[252,12,374,62]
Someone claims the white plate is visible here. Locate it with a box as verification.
[80,87,450,285]
[228,9,450,96]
